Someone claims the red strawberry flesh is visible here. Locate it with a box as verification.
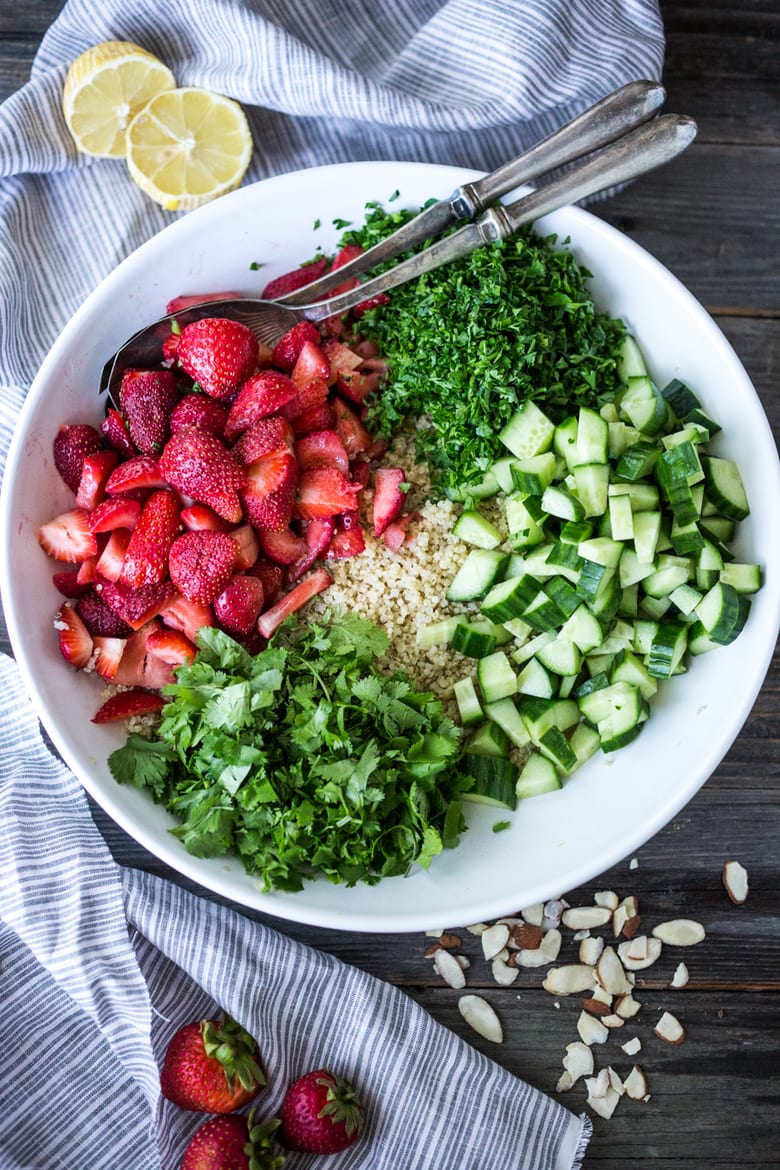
[53,424,103,492]
[92,688,166,723]
[159,426,246,523]
[119,490,181,589]
[168,530,238,604]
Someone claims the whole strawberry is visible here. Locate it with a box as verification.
[278,1069,365,1154]
[119,368,179,454]
[181,1113,285,1170]
[159,425,246,523]
[177,317,260,400]
[161,1013,266,1114]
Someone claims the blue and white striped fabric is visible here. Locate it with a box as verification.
[0,1,664,1166]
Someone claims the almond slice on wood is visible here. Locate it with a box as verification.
[590,984,613,1006]
[543,964,597,996]
[466,922,488,935]
[577,1010,609,1046]
[588,1067,611,1099]
[723,860,749,904]
[562,1040,594,1083]
[601,1013,626,1029]
[481,922,511,960]
[561,905,613,930]
[596,945,632,996]
[607,1067,625,1096]
[670,962,689,989]
[621,1036,642,1057]
[458,994,503,1043]
[654,1010,686,1044]
[539,927,562,961]
[594,889,619,911]
[542,898,568,930]
[491,956,519,986]
[433,947,466,989]
[652,919,706,947]
[582,996,612,1018]
[510,921,544,950]
[615,992,642,1019]
[516,947,555,968]
[619,936,662,970]
[585,1079,621,1119]
[521,902,545,926]
[613,895,639,937]
[579,935,605,966]
[623,1064,649,1100]
[556,1070,575,1093]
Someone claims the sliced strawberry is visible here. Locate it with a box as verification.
[322,338,362,380]
[256,567,332,639]
[331,396,372,458]
[75,589,133,637]
[146,627,197,666]
[54,604,93,667]
[76,554,100,586]
[290,340,332,390]
[38,508,99,563]
[289,401,335,438]
[326,244,363,297]
[162,331,180,363]
[166,292,241,314]
[53,424,104,492]
[213,575,266,637]
[287,516,336,582]
[177,317,260,400]
[170,393,229,439]
[52,569,91,598]
[294,429,349,474]
[168,530,238,604]
[106,455,168,496]
[160,594,214,643]
[326,511,366,560]
[100,409,137,459]
[293,467,361,521]
[224,371,297,440]
[180,504,232,534]
[230,416,294,466]
[95,529,131,582]
[240,451,298,532]
[255,525,307,566]
[372,467,406,536]
[91,635,127,680]
[88,497,141,533]
[351,290,391,319]
[283,376,330,421]
[92,688,167,723]
[159,426,246,523]
[334,367,381,406]
[249,560,284,607]
[260,257,328,301]
[74,449,119,511]
[119,490,181,589]
[119,368,179,455]
[97,579,177,631]
[271,321,322,373]
[230,523,260,570]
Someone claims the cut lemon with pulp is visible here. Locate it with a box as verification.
[63,40,176,159]
[126,88,254,212]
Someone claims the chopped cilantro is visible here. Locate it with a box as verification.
[492,820,511,833]
[249,261,262,271]
[313,217,321,230]
[332,217,352,230]
[108,612,470,892]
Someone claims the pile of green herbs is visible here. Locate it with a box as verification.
[109,613,470,892]
[340,200,627,498]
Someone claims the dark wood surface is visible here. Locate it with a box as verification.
[2,4,778,1167]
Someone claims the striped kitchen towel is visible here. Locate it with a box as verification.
[0,1,664,1166]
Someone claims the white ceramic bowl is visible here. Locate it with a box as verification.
[2,161,779,933]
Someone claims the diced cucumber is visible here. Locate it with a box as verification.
[447,549,508,602]
[510,629,556,666]
[543,576,581,618]
[480,574,538,622]
[553,415,579,469]
[608,421,642,459]
[565,721,601,772]
[619,547,656,588]
[608,481,660,511]
[463,754,518,809]
[453,676,483,726]
[719,562,761,594]
[477,651,517,703]
[695,581,751,645]
[490,457,522,494]
[609,493,635,541]
[647,621,689,678]
[560,519,593,544]
[484,697,533,748]
[510,452,557,494]
[701,456,750,521]
[615,439,660,481]
[668,583,703,617]
[642,558,692,599]
[466,720,510,758]
[619,375,668,435]
[576,407,609,464]
[515,656,555,698]
[536,635,583,677]
[452,509,503,549]
[617,334,648,382]
[572,463,610,517]
[522,590,566,632]
[448,470,500,503]
[670,517,705,555]
[632,619,658,655]
[538,726,577,771]
[577,537,623,568]
[499,401,555,459]
[587,570,622,624]
[541,483,586,521]
[451,622,497,658]
[610,648,658,700]
[515,752,562,800]
[416,615,463,648]
[560,604,604,654]
[633,510,662,564]
[656,440,703,488]
[505,493,546,548]
[661,377,701,419]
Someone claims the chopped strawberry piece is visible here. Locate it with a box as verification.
[160,595,214,643]
[325,512,366,560]
[256,567,332,639]
[97,579,177,630]
[271,321,322,373]
[76,554,100,586]
[53,424,104,492]
[350,459,371,489]
[106,455,168,496]
[260,257,328,301]
[372,467,407,536]
[177,317,260,400]
[95,529,131,582]
[325,244,363,297]
[162,331,180,363]
[383,511,421,552]
[249,560,284,606]
[293,466,361,521]
[170,393,229,439]
[289,401,335,437]
[240,451,298,532]
[230,416,294,465]
[179,503,233,533]
[224,371,297,440]
[331,396,372,458]
[53,604,93,668]
[38,508,99,563]
[335,368,381,406]
[110,619,176,687]
[166,292,241,314]
[52,569,91,598]
[351,290,391,319]
[91,635,127,681]
[119,490,181,589]
[75,589,133,637]
[321,338,362,383]
[168,530,238,604]
[229,523,260,570]
[75,449,119,510]
[92,688,167,724]
[88,497,141,533]
[294,429,349,474]
[159,426,246,523]
[255,526,307,566]
[213,575,266,637]
[283,377,330,421]
[146,627,197,666]
[100,409,137,459]
[287,516,336,582]
[290,340,332,390]
[119,369,179,455]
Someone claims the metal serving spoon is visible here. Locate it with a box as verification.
[101,108,696,399]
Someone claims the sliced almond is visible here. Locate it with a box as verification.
[510,922,544,951]
[562,1040,594,1083]
[613,895,639,937]
[621,1036,642,1057]
[590,984,613,1006]
[521,903,545,927]
[556,1070,575,1093]
[515,947,555,968]
[587,1067,611,1099]
[577,1010,609,1046]
[572,929,591,942]
[619,936,662,971]
[491,956,519,986]
[562,905,613,931]
[582,996,612,1018]
[596,946,632,996]
[622,913,642,941]
[585,1078,621,1119]
[623,1064,649,1100]
[438,931,462,948]
[539,928,562,961]
[654,1010,686,1044]
[615,992,642,1019]
[652,919,706,947]
[542,898,568,930]
[424,928,444,938]
[481,922,511,961]
[458,994,503,1043]
[670,962,689,989]
[723,860,749,905]
[466,922,488,935]
[607,1066,625,1096]
[432,947,466,989]
[579,935,605,966]
[594,889,619,911]
[627,935,647,962]
[543,964,597,996]
[601,1013,625,1029]
[455,954,471,970]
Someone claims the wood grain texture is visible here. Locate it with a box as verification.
[3,2,780,1166]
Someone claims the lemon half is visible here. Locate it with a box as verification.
[126,87,254,212]
[63,40,176,159]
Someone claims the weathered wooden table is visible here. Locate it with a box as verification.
[1,4,777,1166]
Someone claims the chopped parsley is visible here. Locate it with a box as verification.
[109,613,470,892]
